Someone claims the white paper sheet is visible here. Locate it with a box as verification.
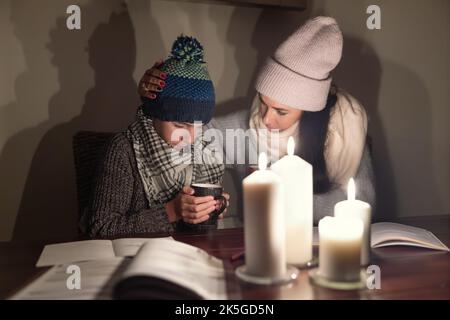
[12,257,129,300]
[36,237,174,267]
[36,240,115,267]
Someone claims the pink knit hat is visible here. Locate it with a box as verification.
[255,16,343,112]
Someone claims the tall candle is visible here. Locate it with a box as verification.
[243,152,286,278]
[334,178,372,265]
[318,216,363,282]
[271,137,313,265]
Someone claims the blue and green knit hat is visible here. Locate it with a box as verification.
[141,35,215,124]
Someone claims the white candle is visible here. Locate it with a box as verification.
[242,152,286,278]
[334,178,372,265]
[271,137,313,265]
[318,216,363,282]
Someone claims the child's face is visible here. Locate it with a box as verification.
[153,119,202,149]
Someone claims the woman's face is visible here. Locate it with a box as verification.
[153,119,201,149]
[259,94,303,131]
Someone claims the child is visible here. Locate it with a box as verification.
[87,35,226,237]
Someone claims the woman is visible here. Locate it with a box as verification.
[87,35,229,237]
[138,17,376,224]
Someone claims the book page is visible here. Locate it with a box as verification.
[112,237,174,257]
[121,238,226,300]
[36,237,176,267]
[36,240,115,267]
[12,257,128,300]
[371,222,449,251]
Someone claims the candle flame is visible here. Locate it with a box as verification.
[287,136,295,156]
[348,178,356,201]
[258,152,268,171]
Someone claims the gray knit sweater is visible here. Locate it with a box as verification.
[87,133,173,237]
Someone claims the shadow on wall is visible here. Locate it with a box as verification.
[209,0,326,117]
[209,6,313,117]
[0,0,163,243]
[377,62,443,218]
[335,36,443,220]
[332,36,389,221]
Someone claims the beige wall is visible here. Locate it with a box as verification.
[0,0,448,242]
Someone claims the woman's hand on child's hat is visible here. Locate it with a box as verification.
[138,60,167,100]
[176,186,217,224]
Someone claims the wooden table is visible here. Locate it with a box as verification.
[1,215,449,300]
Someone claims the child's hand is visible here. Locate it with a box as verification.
[175,186,217,224]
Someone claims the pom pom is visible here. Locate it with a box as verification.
[170,35,205,64]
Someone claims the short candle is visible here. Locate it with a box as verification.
[318,216,364,282]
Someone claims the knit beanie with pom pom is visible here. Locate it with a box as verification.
[141,35,215,123]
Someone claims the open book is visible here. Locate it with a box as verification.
[12,237,226,300]
[370,222,449,251]
[313,222,449,251]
